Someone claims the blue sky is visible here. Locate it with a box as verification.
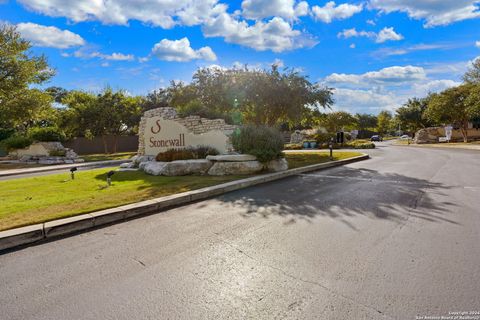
[2,0,480,114]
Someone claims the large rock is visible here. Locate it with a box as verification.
[133,155,155,167]
[162,159,213,176]
[206,154,257,162]
[414,127,443,144]
[120,162,135,169]
[208,160,263,176]
[266,158,288,172]
[143,161,167,175]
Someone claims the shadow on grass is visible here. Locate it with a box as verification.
[197,166,457,230]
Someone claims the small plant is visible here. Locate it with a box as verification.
[29,127,66,142]
[194,145,220,158]
[284,143,303,150]
[156,146,220,162]
[345,141,376,149]
[0,135,33,151]
[231,125,284,162]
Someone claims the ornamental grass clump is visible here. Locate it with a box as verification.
[232,125,284,162]
[156,145,219,162]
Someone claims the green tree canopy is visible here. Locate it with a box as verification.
[463,58,480,84]
[395,97,433,133]
[169,66,333,127]
[0,24,55,129]
[320,111,357,133]
[355,113,378,131]
[424,84,480,142]
[376,110,393,135]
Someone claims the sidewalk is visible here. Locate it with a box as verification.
[0,159,130,178]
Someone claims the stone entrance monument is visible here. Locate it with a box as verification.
[137,107,237,156]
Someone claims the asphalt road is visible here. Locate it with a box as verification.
[1,142,479,319]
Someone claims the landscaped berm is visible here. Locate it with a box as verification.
[0,151,361,231]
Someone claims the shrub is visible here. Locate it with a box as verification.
[232,125,284,162]
[284,143,303,150]
[313,132,336,144]
[345,141,375,149]
[29,127,66,142]
[0,135,33,151]
[0,128,15,142]
[194,145,220,158]
[156,146,220,162]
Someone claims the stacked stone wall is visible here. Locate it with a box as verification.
[138,107,237,155]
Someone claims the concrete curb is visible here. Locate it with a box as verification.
[0,154,369,252]
[0,159,130,178]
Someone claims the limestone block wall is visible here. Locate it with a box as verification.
[414,126,480,144]
[138,107,237,155]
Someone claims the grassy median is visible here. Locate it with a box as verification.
[0,151,362,231]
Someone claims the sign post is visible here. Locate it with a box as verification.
[445,125,453,143]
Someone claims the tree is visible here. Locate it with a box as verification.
[45,86,69,103]
[0,24,55,130]
[463,58,480,84]
[355,113,377,131]
[60,88,142,153]
[376,110,393,135]
[141,88,171,111]
[320,111,357,133]
[424,84,480,142]
[169,66,333,127]
[395,97,433,133]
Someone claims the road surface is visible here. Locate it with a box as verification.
[1,142,479,319]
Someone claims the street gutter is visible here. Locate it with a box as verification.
[0,153,369,252]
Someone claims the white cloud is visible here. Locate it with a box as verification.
[337,27,403,43]
[376,27,403,43]
[374,43,454,57]
[312,1,363,23]
[325,65,426,86]
[17,0,225,29]
[151,37,217,62]
[272,58,284,67]
[349,43,355,49]
[324,64,463,113]
[412,79,461,96]
[202,14,315,52]
[369,0,480,27]
[366,19,376,26]
[476,41,480,48]
[16,22,85,48]
[241,0,309,20]
[333,88,401,113]
[73,49,134,61]
[337,28,374,39]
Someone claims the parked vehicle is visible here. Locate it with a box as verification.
[400,135,410,140]
[371,135,383,142]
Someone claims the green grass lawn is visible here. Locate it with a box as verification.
[0,151,362,231]
[286,151,362,169]
[82,152,137,162]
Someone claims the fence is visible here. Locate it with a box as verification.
[64,135,139,155]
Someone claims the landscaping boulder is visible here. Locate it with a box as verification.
[133,155,155,167]
[414,127,443,144]
[143,161,167,175]
[208,160,263,176]
[266,158,288,172]
[120,162,135,169]
[206,154,257,162]
[162,159,213,176]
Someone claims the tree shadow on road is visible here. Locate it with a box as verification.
[204,167,458,230]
